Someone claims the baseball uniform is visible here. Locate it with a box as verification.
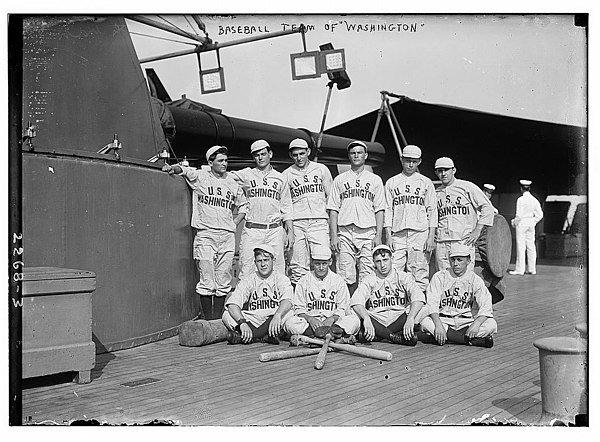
[385,171,437,290]
[284,269,357,335]
[348,267,426,336]
[233,167,293,279]
[222,270,294,330]
[282,161,333,285]
[435,178,495,271]
[327,169,386,284]
[178,166,246,297]
[513,191,543,274]
[420,267,497,338]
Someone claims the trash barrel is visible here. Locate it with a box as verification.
[533,337,587,423]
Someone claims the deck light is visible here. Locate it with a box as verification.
[198,49,226,94]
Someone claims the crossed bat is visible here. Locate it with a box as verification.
[259,334,393,369]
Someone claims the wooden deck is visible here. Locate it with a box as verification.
[21,263,587,426]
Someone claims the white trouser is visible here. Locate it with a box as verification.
[337,225,376,285]
[222,309,293,330]
[435,240,475,272]
[420,314,497,337]
[238,224,285,280]
[391,229,431,291]
[193,230,235,297]
[288,218,330,285]
[515,224,537,273]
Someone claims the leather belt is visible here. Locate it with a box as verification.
[245,221,282,229]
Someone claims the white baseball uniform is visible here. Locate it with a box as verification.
[385,171,437,290]
[348,267,426,334]
[282,161,333,284]
[179,166,246,297]
[420,268,497,337]
[284,269,357,334]
[435,178,494,271]
[513,191,543,274]
[232,167,293,279]
[222,271,293,330]
[327,169,386,284]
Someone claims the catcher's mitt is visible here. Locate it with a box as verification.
[315,324,344,339]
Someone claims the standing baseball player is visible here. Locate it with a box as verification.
[284,247,355,342]
[384,144,437,291]
[509,179,543,275]
[282,138,333,286]
[222,244,293,345]
[162,145,246,320]
[420,243,497,348]
[348,245,426,346]
[434,157,495,272]
[232,139,294,280]
[327,140,386,292]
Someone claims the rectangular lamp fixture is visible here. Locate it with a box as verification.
[290,51,321,80]
[200,67,226,94]
[320,49,346,73]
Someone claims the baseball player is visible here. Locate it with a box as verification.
[420,243,497,348]
[162,145,246,320]
[384,144,437,291]
[348,245,426,346]
[327,140,386,292]
[284,246,355,341]
[434,157,495,272]
[232,139,294,280]
[482,184,499,214]
[509,179,543,275]
[282,138,333,286]
[222,244,293,345]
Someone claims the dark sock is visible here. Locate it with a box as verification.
[446,327,468,344]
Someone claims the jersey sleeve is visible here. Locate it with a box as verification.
[472,275,494,318]
[350,280,370,307]
[225,277,251,308]
[384,180,393,229]
[277,274,294,302]
[326,176,342,212]
[470,183,494,227]
[425,179,438,228]
[292,276,309,315]
[372,175,386,212]
[279,173,294,222]
[400,271,426,304]
[179,166,202,188]
[333,277,351,317]
[321,165,334,200]
[425,272,444,314]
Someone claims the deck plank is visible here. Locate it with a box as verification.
[21,264,587,425]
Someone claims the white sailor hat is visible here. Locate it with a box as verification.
[434,157,455,169]
[289,138,309,150]
[483,183,495,192]
[205,145,227,162]
[253,244,275,258]
[311,247,331,260]
[519,179,532,186]
[347,140,368,152]
[372,244,392,256]
[449,244,472,258]
[250,139,270,154]
[402,145,422,159]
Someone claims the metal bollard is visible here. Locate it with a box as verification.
[533,337,587,424]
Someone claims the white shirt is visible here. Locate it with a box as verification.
[515,191,543,227]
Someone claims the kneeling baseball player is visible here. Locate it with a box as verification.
[420,243,497,348]
[222,244,293,345]
[284,247,356,343]
[349,245,426,346]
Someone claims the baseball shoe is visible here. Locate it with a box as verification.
[388,333,418,346]
[226,331,244,345]
[508,270,524,275]
[260,335,280,345]
[465,336,494,348]
[525,271,537,275]
[334,335,357,345]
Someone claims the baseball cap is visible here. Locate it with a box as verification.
[311,247,331,260]
[519,179,532,186]
[347,140,368,152]
[289,138,309,150]
[434,157,455,169]
[250,139,270,154]
[205,145,227,162]
[402,145,422,159]
[483,183,495,192]
[253,244,275,258]
[372,244,392,256]
[449,244,471,258]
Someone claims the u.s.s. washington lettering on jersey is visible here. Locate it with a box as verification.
[365,283,409,310]
[243,286,282,311]
[305,289,339,311]
[439,285,474,311]
[390,183,426,207]
[437,192,472,218]
[247,176,283,200]
[340,178,376,202]
[196,186,236,210]
[289,174,325,200]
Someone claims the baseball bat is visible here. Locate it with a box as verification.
[293,335,393,361]
[258,347,333,362]
[314,334,332,370]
